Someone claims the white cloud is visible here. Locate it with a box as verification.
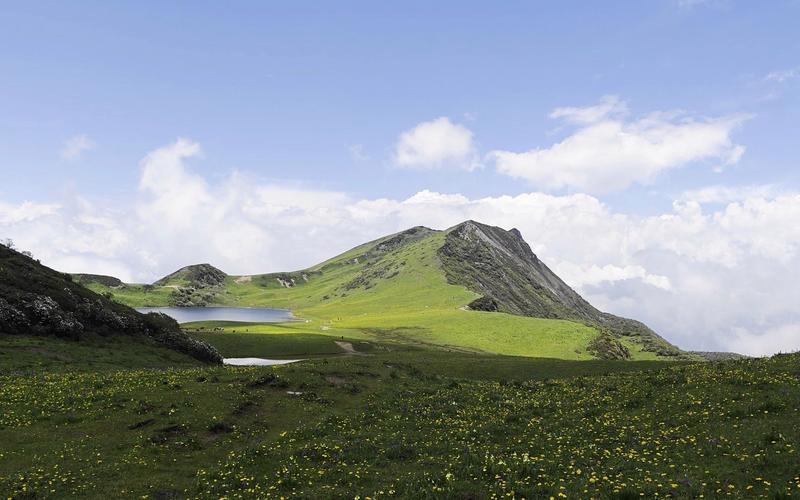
[60,134,95,160]
[3,139,800,356]
[0,201,60,225]
[393,117,479,170]
[549,94,627,124]
[729,324,800,357]
[554,262,672,291]
[764,68,799,84]
[489,97,750,193]
[680,184,781,204]
[404,190,470,206]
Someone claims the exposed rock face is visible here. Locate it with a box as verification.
[155,263,227,288]
[588,333,632,360]
[374,226,435,253]
[154,263,228,307]
[276,276,296,288]
[438,220,681,356]
[0,245,221,363]
[467,296,500,312]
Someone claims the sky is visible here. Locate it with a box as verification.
[1,0,799,356]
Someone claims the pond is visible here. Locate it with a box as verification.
[136,307,295,324]
[223,358,303,366]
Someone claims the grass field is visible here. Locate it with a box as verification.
[0,333,797,498]
[0,334,202,375]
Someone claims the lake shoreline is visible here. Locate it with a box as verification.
[136,306,298,324]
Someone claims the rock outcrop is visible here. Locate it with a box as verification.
[0,244,221,363]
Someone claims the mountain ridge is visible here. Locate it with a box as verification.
[76,220,689,359]
[439,221,680,356]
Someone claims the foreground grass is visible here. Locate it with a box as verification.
[0,334,201,375]
[1,340,798,498]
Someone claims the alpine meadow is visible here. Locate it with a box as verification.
[2,2,800,499]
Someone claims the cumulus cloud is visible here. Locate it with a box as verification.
[489,97,750,193]
[2,139,799,356]
[393,117,479,170]
[60,134,95,160]
[554,262,671,291]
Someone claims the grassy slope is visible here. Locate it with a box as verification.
[0,334,203,375]
[93,231,653,360]
[1,347,798,499]
[82,282,173,307]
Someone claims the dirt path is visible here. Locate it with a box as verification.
[335,341,363,355]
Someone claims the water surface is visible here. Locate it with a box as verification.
[223,358,303,366]
[136,307,294,324]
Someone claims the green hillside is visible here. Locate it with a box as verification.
[85,221,691,361]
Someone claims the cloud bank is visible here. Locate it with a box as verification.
[489,96,749,193]
[2,139,799,356]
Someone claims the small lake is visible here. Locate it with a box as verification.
[223,358,303,366]
[136,307,295,324]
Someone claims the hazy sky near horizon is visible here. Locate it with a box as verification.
[2,1,799,355]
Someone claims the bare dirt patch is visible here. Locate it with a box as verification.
[335,341,361,355]
[325,375,348,387]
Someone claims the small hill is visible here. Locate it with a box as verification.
[690,351,749,361]
[0,244,221,364]
[154,263,227,288]
[73,273,124,287]
[153,264,228,307]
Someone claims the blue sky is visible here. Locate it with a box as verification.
[2,1,798,207]
[1,1,800,355]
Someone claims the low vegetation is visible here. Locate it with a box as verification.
[0,335,797,498]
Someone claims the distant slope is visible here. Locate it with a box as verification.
[0,244,221,364]
[73,273,124,287]
[79,221,693,360]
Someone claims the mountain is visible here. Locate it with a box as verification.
[80,221,689,360]
[0,243,221,364]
